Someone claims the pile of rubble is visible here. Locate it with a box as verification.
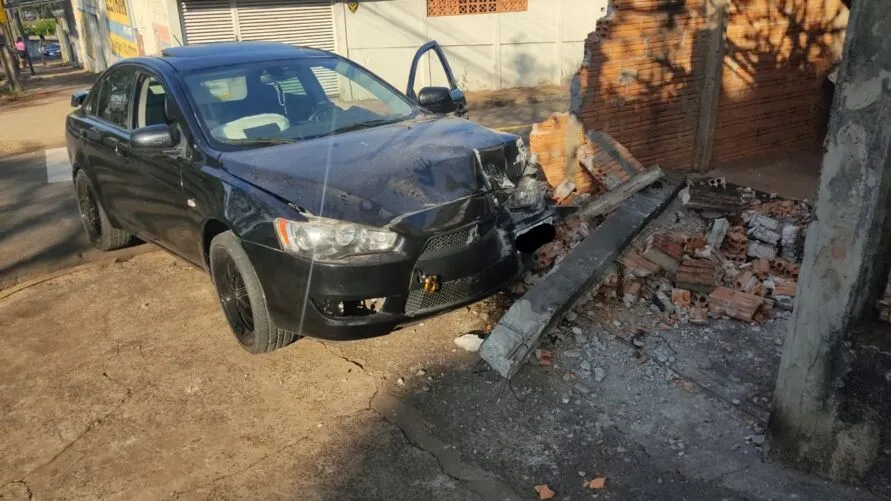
[598,180,812,326]
[529,112,648,206]
[518,112,664,294]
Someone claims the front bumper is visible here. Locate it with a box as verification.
[244,206,551,340]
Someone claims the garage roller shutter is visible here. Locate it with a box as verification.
[181,0,237,44]
[179,0,339,94]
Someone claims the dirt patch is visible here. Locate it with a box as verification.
[466,85,569,109]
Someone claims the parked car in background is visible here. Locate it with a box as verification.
[66,41,554,353]
[43,42,61,58]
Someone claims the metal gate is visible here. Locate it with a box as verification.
[179,0,338,93]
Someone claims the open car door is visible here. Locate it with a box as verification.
[406,41,468,118]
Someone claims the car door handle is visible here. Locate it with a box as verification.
[80,129,100,142]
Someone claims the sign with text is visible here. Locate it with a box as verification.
[104,0,139,58]
[105,0,130,26]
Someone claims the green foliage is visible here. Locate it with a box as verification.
[24,19,56,38]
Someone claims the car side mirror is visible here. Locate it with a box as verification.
[131,124,180,150]
[417,86,458,114]
[71,90,88,108]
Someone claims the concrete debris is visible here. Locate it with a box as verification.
[747,240,777,260]
[748,225,781,246]
[780,224,801,261]
[595,187,813,331]
[577,166,665,220]
[706,217,730,249]
[623,281,642,307]
[454,334,485,352]
[744,212,780,232]
[553,179,577,203]
[594,366,606,383]
[481,181,679,378]
[773,295,795,311]
[653,290,675,313]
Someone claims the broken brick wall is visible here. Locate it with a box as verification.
[566,0,847,172]
[572,0,708,171]
[711,0,849,164]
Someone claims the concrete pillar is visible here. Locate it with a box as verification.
[767,0,891,482]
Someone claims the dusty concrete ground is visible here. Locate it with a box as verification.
[1,205,882,501]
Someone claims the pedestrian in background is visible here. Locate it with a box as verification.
[39,35,46,66]
[14,37,26,69]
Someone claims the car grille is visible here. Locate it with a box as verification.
[404,259,516,315]
[421,225,477,256]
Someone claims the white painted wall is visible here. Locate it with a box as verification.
[333,0,608,93]
[71,0,184,72]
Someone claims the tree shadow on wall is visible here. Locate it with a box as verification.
[573,0,847,172]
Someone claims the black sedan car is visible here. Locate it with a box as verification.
[66,41,554,352]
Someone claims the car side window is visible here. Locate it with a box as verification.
[84,89,99,116]
[135,75,171,128]
[96,67,137,129]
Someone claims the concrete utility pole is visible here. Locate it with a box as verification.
[0,34,20,92]
[12,6,33,75]
[767,0,890,482]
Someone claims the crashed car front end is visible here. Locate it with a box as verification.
[234,132,554,341]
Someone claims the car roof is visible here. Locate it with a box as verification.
[153,41,335,73]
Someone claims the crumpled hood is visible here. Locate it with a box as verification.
[220,116,521,228]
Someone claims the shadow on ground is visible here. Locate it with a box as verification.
[0,235,881,501]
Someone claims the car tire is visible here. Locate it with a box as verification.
[209,230,300,353]
[74,170,132,251]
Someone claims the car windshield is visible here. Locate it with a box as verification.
[183,55,417,147]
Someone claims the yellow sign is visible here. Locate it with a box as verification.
[0,0,6,24]
[110,33,138,58]
[347,2,359,13]
[105,0,130,26]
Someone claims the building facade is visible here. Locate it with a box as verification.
[69,0,606,92]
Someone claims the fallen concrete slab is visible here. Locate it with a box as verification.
[481,180,680,378]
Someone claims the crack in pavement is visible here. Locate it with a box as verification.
[369,391,524,501]
[0,480,35,501]
[316,340,521,499]
[319,341,368,372]
[22,387,133,480]
[167,436,311,500]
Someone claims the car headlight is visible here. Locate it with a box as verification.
[274,216,402,261]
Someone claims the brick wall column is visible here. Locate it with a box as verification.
[692,0,729,172]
